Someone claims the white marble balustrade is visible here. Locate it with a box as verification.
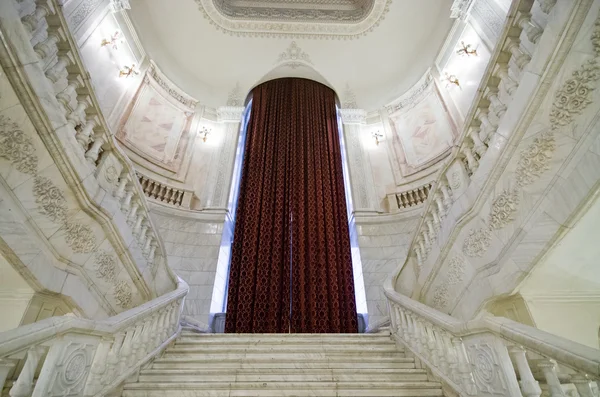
[384,279,600,397]
[407,0,552,269]
[0,279,188,396]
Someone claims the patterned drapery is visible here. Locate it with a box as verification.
[225,78,357,333]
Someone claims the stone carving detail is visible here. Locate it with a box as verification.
[432,284,450,310]
[194,0,391,39]
[549,60,600,129]
[385,72,433,113]
[450,0,474,19]
[276,42,312,67]
[488,188,520,230]
[64,350,87,385]
[70,0,103,28]
[0,115,38,174]
[114,280,133,309]
[110,0,131,12]
[34,176,68,224]
[462,228,492,258]
[226,83,243,107]
[64,222,97,254]
[95,251,117,282]
[449,171,461,190]
[447,255,466,285]
[105,166,119,184]
[467,343,507,394]
[515,132,556,187]
[50,342,93,396]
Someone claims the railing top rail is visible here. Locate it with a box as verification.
[0,278,188,358]
[384,279,600,377]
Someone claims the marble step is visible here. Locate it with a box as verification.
[167,344,401,354]
[152,360,417,370]
[176,335,395,345]
[123,381,444,397]
[138,370,429,383]
[157,352,411,363]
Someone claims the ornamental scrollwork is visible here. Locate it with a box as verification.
[467,343,507,394]
[64,222,97,254]
[431,283,450,310]
[462,228,492,258]
[447,255,466,285]
[95,251,117,282]
[33,176,68,224]
[114,280,133,309]
[0,115,38,175]
[515,132,555,188]
[488,188,520,230]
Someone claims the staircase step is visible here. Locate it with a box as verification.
[156,353,413,363]
[152,361,418,370]
[167,345,401,354]
[123,381,444,397]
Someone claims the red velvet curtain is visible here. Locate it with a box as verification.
[225,78,357,333]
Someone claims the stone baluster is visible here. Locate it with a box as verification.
[148,240,158,262]
[169,303,179,334]
[45,52,72,83]
[571,374,596,397]
[143,235,153,255]
[21,2,52,33]
[33,29,62,61]
[425,217,436,243]
[114,174,130,199]
[468,127,487,157]
[175,190,184,206]
[9,345,45,397]
[163,187,172,204]
[150,182,160,199]
[120,185,135,213]
[66,97,89,127]
[75,119,95,148]
[127,200,140,225]
[433,328,449,374]
[418,239,426,259]
[537,360,566,397]
[461,146,479,174]
[484,87,507,119]
[139,319,152,358]
[102,333,124,385]
[439,184,452,208]
[150,313,161,348]
[414,246,423,267]
[494,64,518,96]
[132,214,145,236]
[425,325,440,367]
[442,333,459,383]
[0,359,16,394]
[117,328,134,375]
[84,337,112,395]
[84,133,105,166]
[433,193,445,218]
[516,11,543,44]
[536,0,556,14]
[128,323,144,367]
[138,221,149,246]
[56,75,83,109]
[431,208,441,231]
[504,37,531,72]
[452,338,477,395]
[422,229,431,252]
[509,346,542,397]
[476,108,497,142]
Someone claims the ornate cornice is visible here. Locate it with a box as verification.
[147,62,198,110]
[385,70,434,114]
[193,0,391,39]
[217,106,245,122]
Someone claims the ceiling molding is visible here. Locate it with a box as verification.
[193,0,391,39]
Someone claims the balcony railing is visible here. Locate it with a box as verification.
[2,0,177,289]
[137,172,194,209]
[384,279,600,397]
[387,182,434,213]
[0,279,188,396]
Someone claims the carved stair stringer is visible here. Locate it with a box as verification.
[0,278,188,397]
[392,0,597,316]
[384,280,600,397]
[0,0,178,311]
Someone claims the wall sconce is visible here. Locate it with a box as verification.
[372,131,383,146]
[200,127,212,143]
[444,72,461,88]
[119,64,139,78]
[101,31,121,50]
[456,41,478,57]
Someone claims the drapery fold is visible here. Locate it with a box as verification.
[225,78,357,333]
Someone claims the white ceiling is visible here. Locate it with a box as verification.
[128,0,454,110]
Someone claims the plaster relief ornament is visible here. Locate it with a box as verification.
[342,84,358,109]
[64,222,97,254]
[449,170,461,190]
[447,255,466,285]
[226,83,243,107]
[33,176,68,224]
[0,115,38,174]
[462,227,492,258]
[515,132,555,187]
[95,251,117,282]
[432,283,450,310]
[114,280,133,308]
[488,188,520,230]
[276,42,312,67]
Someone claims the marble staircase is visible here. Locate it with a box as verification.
[121,330,444,397]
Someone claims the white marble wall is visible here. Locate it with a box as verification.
[150,207,225,327]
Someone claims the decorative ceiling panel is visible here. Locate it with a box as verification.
[194,0,390,38]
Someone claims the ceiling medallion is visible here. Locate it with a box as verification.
[193,0,391,39]
[275,42,313,69]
